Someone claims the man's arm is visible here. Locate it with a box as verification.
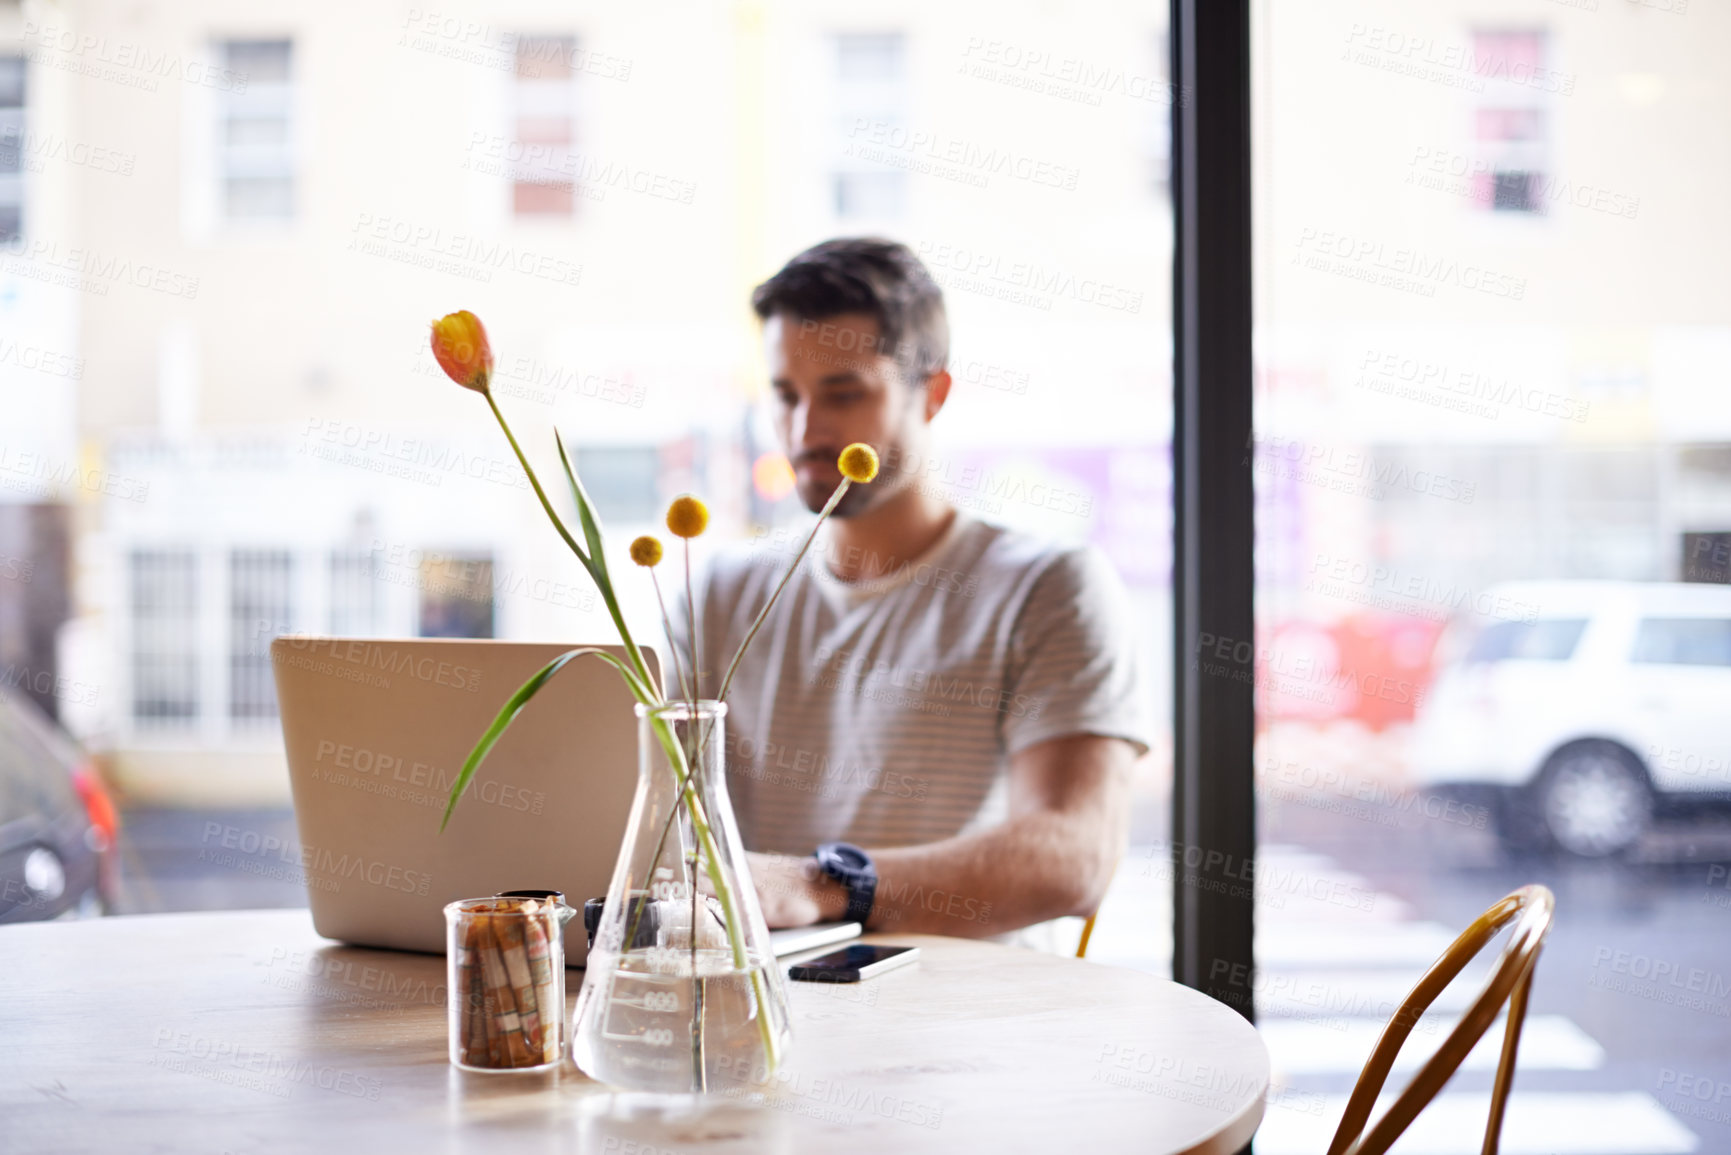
[750,731,1137,937]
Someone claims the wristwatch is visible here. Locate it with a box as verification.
[814,841,877,925]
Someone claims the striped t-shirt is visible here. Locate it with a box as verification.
[674,508,1156,856]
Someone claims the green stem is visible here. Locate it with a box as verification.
[685,543,701,700]
[605,579,662,702]
[475,390,779,1074]
[649,570,692,702]
[715,479,851,704]
[627,479,855,1066]
[485,392,587,562]
[486,394,663,703]
[642,708,781,1072]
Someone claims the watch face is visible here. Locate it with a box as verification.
[819,842,869,877]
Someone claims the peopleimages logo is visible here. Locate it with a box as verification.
[710,1056,945,1130]
[1253,434,1477,504]
[1588,946,1731,1016]
[844,118,1081,191]
[312,739,546,815]
[0,446,149,503]
[151,1028,383,1101]
[24,22,251,93]
[346,213,584,287]
[0,238,200,299]
[1305,554,1541,624]
[200,823,433,896]
[1353,347,1590,424]
[1192,631,1430,711]
[913,240,1144,314]
[261,945,447,1008]
[269,632,483,692]
[1293,228,1527,300]
[722,730,929,801]
[1341,24,1577,95]
[815,645,1044,721]
[0,125,136,177]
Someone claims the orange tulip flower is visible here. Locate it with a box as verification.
[430,311,493,394]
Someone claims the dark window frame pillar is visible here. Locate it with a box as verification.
[1170,0,1257,1021]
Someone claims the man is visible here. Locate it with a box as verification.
[680,238,1154,944]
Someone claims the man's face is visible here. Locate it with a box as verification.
[764,312,937,517]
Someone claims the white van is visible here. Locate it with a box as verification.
[1410,581,1731,857]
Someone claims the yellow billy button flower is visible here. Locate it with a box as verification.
[629,535,664,567]
[430,311,494,394]
[665,495,709,539]
[838,442,879,484]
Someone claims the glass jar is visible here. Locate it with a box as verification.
[571,699,793,1092]
[445,894,575,1072]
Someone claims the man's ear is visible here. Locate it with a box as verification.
[922,369,953,423]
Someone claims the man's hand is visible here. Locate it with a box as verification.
[747,851,848,928]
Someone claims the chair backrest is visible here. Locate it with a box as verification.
[1326,884,1556,1155]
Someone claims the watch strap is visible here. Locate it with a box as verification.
[843,869,876,926]
[816,842,877,926]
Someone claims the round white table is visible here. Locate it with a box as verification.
[0,910,1267,1154]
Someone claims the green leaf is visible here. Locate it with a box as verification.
[555,429,606,571]
[554,427,663,700]
[440,646,654,832]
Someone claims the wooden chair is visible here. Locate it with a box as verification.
[1326,884,1556,1155]
[1075,911,1098,958]
[1076,846,1120,958]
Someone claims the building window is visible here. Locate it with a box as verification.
[1144,30,1171,197]
[417,553,494,638]
[512,36,578,217]
[832,32,906,220]
[574,446,661,523]
[0,56,24,243]
[130,551,200,726]
[229,550,293,721]
[329,550,384,635]
[217,39,295,222]
[1469,30,1548,216]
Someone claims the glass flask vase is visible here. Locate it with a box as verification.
[571,700,793,1092]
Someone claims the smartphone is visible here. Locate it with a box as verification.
[787,944,920,983]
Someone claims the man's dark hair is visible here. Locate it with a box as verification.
[750,238,948,382]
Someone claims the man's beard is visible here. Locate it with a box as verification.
[793,447,906,519]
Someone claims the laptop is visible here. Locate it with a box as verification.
[273,637,859,966]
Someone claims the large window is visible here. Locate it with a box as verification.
[228,550,293,721]
[216,39,295,222]
[1252,0,1731,1146]
[42,0,1178,985]
[831,32,907,221]
[417,553,495,639]
[1142,32,1172,199]
[0,56,23,243]
[130,551,199,726]
[574,446,661,523]
[511,35,578,217]
[328,550,385,636]
[1470,29,1551,215]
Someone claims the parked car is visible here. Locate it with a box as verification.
[1411,580,1731,857]
[0,686,119,921]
